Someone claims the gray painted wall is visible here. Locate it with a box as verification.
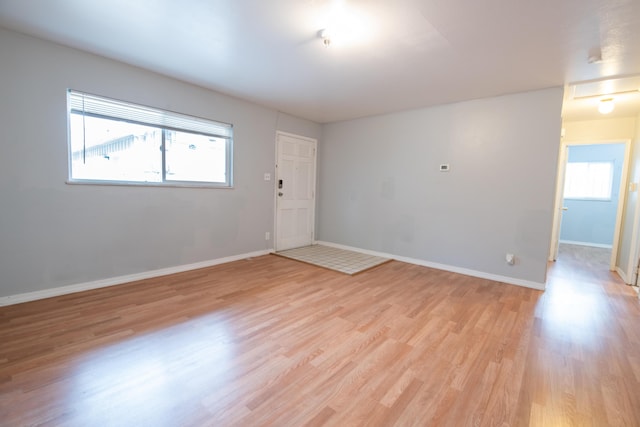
[318,88,563,285]
[560,143,625,246]
[0,28,321,298]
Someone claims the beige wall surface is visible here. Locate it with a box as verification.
[563,117,637,142]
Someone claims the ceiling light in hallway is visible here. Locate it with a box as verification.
[597,98,615,114]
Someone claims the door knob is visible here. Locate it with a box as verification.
[562,207,568,211]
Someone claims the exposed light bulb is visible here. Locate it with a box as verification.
[598,98,615,114]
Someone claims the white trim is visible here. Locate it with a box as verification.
[616,267,630,284]
[0,250,271,307]
[613,141,632,270]
[559,240,613,249]
[274,130,318,143]
[549,144,568,261]
[316,241,546,291]
[626,183,640,286]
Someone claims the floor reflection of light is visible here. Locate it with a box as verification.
[539,281,608,347]
[71,317,235,425]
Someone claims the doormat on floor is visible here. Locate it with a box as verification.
[276,245,391,275]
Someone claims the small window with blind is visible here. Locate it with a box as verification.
[563,161,614,200]
[67,90,233,187]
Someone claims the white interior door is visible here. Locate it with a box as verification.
[275,132,317,251]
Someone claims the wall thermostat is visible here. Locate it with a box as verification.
[439,164,450,172]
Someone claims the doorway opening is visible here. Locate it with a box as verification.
[549,140,631,277]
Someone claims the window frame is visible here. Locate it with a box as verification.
[67,90,234,189]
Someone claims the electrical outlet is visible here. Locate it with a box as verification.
[506,253,515,265]
[264,173,271,181]
[265,232,270,241]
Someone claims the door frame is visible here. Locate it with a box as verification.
[549,144,569,262]
[549,139,631,272]
[625,177,640,286]
[273,131,318,252]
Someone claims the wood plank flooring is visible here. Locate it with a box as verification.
[1,248,639,426]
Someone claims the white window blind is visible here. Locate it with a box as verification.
[68,91,232,138]
[563,161,614,200]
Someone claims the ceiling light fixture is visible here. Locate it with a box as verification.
[598,98,615,114]
[317,2,370,49]
[319,29,332,48]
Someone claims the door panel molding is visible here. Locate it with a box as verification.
[274,131,317,251]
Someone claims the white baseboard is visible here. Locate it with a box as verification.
[559,240,613,249]
[315,241,546,291]
[0,249,272,307]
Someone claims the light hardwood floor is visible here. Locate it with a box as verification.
[1,247,639,426]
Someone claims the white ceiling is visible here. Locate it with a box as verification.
[1,0,640,123]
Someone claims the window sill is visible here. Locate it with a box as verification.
[66,179,233,189]
[563,197,612,202]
